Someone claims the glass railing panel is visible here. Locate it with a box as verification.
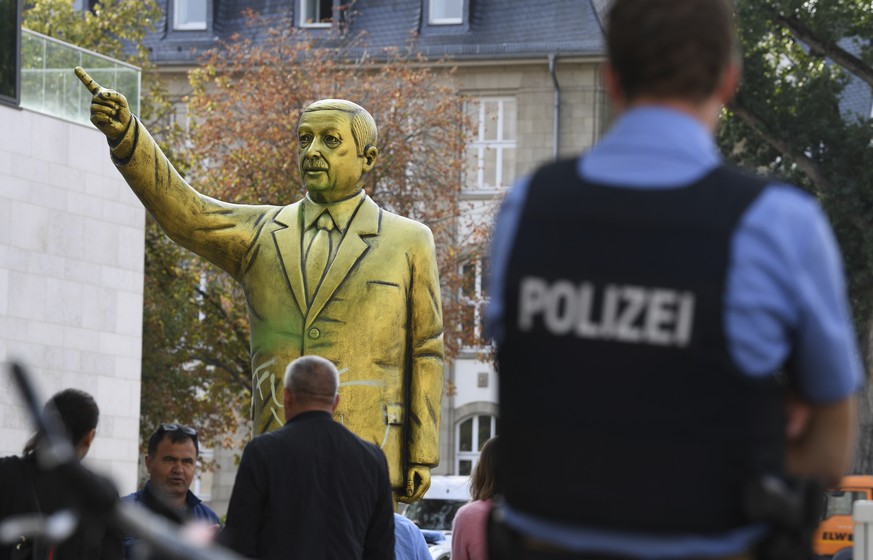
[20,28,140,126]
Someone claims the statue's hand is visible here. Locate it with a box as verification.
[74,66,132,142]
[398,465,431,504]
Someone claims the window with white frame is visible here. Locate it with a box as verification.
[465,98,517,191]
[173,0,208,30]
[456,414,498,476]
[301,0,334,27]
[459,256,489,346]
[430,0,463,24]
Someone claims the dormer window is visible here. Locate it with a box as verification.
[174,0,208,31]
[429,0,463,25]
[301,0,334,27]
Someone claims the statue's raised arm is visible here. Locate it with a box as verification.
[73,67,263,279]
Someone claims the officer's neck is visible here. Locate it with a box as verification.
[617,98,723,133]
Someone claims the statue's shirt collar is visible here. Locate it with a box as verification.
[302,190,365,234]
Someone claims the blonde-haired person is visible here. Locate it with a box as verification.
[451,436,499,560]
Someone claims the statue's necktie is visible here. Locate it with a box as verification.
[306,212,335,303]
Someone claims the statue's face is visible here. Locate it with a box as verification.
[297,109,366,204]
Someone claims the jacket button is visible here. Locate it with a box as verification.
[308,327,320,339]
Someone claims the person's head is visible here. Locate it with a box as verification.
[145,423,199,502]
[24,388,100,460]
[297,99,379,204]
[470,436,499,501]
[604,0,740,121]
[283,355,340,420]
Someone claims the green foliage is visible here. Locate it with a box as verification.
[23,0,159,63]
[721,0,873,471]
[722,0,873,336]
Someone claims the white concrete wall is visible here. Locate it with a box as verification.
[0,103,144,494]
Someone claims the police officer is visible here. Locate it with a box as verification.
[487,0,862,558]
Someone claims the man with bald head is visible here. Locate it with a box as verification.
[74,68,445,504]
[218,355,395,559]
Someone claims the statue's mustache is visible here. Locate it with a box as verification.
[304,159,328,170]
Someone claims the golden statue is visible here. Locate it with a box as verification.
[74,67,444,502]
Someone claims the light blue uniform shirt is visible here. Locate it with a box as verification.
[487,107,863,557]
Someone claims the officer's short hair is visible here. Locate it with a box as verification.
[607,0,739,103]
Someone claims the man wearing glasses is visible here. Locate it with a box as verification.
[122,423,219,558]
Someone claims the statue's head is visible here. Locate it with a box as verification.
[297,99,379,204]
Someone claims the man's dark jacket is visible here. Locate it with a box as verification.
[217,410,395,559]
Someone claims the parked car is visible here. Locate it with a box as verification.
[403,475,471,557]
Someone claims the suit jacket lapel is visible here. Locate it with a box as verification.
[272,201,308,316]
[306,196,380,329]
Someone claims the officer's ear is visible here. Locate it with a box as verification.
[716,61,740,105]
[76,428,96,460]
[362,144,378,171]
[602,63,628,112]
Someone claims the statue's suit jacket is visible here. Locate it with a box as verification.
[110,118,444,488]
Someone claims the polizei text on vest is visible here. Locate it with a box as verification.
[518,277,695,347]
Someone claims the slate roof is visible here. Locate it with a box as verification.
[145,0,606,65]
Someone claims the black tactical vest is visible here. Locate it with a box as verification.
[497,159,787,534]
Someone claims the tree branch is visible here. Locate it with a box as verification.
[769,9,873,89]
[728,100,833,193]
[190,351,253,393]
[194,284,252,347]
[730,100,869,235]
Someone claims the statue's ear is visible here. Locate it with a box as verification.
[363,144,378,169]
